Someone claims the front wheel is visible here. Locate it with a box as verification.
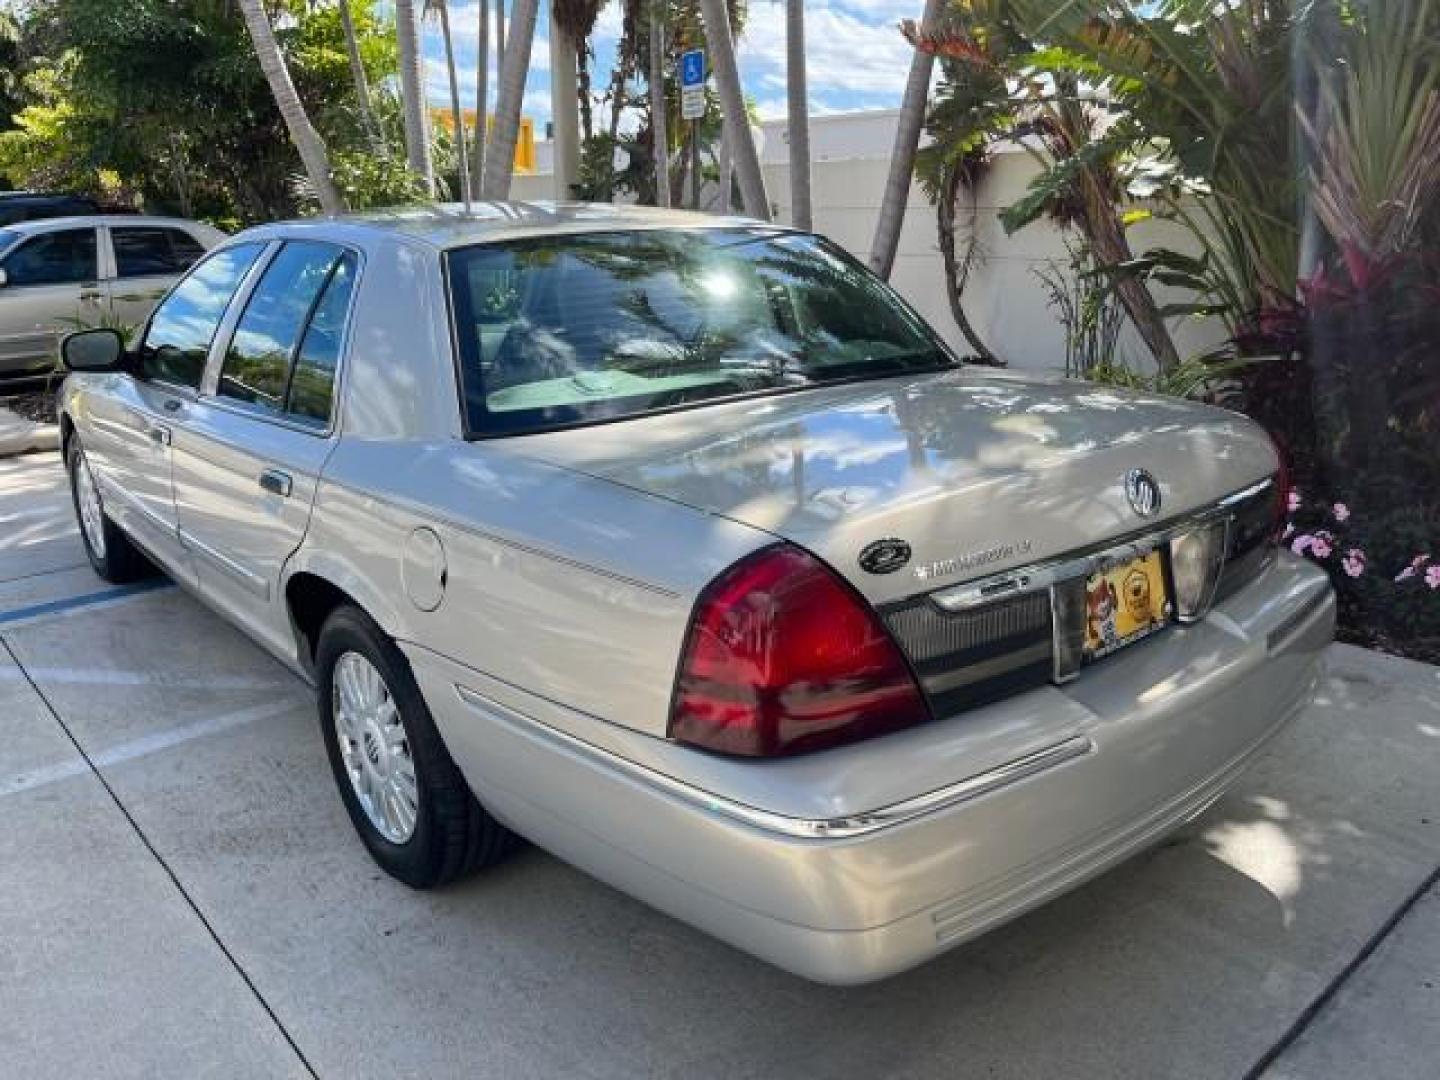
[67,435,152,583]
[316,605,511,888]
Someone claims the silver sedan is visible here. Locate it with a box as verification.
[57,204,1334,984]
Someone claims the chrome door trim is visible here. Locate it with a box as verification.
[453,682,1092,840]
[179,526,271,601]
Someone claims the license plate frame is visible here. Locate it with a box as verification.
[1082,547,1172,662]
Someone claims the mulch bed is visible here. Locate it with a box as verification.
[4,384,59,425]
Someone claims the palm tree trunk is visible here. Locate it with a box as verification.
[785,0,811,230]
[937,162,998,364]
[338,0,382,152]
[395,0,434,193]
[697,0,769,220]
[718,123,733,212]
[481,0,538,198]
[236,0,344,215]
[496,1,506,70]
[435,0,470,203]
[649,0,671,208]
[1077,168,1180,371]
[472,0,489,200]
[869,0,943,279]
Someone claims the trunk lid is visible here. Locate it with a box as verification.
[511,368,1277,606]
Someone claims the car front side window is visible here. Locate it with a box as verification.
[138,242,264,390]
[216,241,351,423]
[1,229,98,287]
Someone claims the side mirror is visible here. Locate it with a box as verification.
[61,327,126,373]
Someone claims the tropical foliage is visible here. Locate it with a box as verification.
[0,0,409,221]
[911,0,1438,660]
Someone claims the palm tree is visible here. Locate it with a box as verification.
[481,0,539,197]
[868,0,943,279]
[337,0,382,152]
[785,0,811,230]
[429,0,470,202]
[236,0,344,215]
[395,0,434,193]
[697,0,768,220]
[551,1,604,199]
[649,0,671,207]
[472,0,489,200]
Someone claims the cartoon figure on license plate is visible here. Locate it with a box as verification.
[1084,550,1170,660]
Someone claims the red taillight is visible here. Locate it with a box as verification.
[669,544,930,757]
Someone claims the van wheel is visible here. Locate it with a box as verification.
[67,436,152,583]
[316,604,512,887]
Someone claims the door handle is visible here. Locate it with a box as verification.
[148,425,171,447]
[258,469,293,498]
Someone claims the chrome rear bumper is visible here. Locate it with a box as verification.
[415,552,1333,984]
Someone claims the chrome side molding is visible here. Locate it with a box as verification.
[454,683,1093,840]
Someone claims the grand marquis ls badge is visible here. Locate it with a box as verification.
[858,538,912,575]
[1125,468,1162,518]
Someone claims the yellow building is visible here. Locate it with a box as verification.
[430,109,536,174]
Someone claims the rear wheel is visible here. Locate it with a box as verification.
[316,605,511,887]
[66,435,152,583]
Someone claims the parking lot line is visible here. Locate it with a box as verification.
[0,578,173,627]
[0,697,308,800]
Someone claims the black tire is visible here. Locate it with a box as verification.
[316,604,511,888]
[66,435,153,584]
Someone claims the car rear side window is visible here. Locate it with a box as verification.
[287,252,357,426]
[217,241,354,427]
[1,228,97,286]
[112,226,208,277]
[139,242,264,389]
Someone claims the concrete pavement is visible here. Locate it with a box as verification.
[1,450,1436,1079]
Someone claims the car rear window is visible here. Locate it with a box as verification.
[445,228,955,436]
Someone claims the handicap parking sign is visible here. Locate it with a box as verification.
[681,49,705,88]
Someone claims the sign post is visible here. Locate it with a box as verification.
[680,48,706,211]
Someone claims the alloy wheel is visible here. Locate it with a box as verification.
[332,651,419,844]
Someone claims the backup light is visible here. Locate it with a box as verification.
[1170,520,1229,621]
[669,544,930,757]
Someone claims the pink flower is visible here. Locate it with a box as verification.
[1341,549,1365,578]
[1292,534,1314,556]
[1401,554,1434,581]
[1287,489,1302,513]
[1427,565,1440,590]
[1310,536,1333,559]
[1332,502,1350,523]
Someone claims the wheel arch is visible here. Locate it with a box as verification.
[283,556,405,679]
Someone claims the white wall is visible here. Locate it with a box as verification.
[510,146,1226,375]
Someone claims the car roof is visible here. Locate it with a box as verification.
[0,214,208,235]
[234,201,780,252]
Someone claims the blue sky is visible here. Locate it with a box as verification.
[419,1,921,131]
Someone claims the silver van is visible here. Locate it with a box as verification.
[0,214,225,378]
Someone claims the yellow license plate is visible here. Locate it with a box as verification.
[1083,550,1171,661]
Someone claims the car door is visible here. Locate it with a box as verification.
[0,226,103,376]
[170,240,359,654]
[81,242,266,580]
[103,223,212,331]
